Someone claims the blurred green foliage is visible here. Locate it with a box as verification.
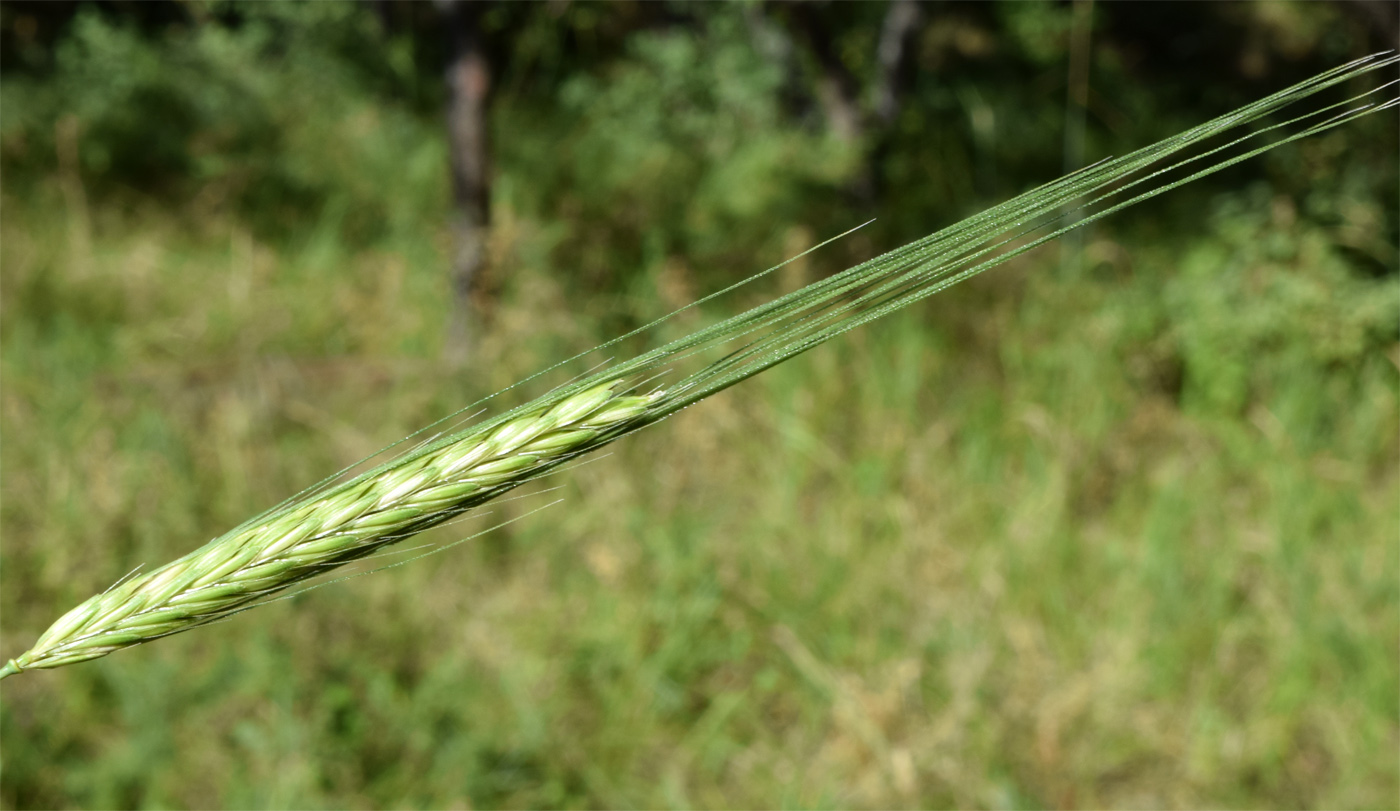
[1,1,1396,808]
[1,2,443,244]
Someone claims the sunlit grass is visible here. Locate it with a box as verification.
[2,163,1396,807]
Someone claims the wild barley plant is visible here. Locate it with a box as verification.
[3,55,1395,679]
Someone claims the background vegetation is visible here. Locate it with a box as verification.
[2,1,1396,807]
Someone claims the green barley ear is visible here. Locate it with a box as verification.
[3,54,1395,680]
[2,381,659,675]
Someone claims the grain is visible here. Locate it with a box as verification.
[1,382,659,676]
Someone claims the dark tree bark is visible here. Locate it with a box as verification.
[781,0,921,204]
[874,0,920,127]
[786,2,866,143]
[440,0,493,363]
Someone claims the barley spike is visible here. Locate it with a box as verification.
[3,382,659,676]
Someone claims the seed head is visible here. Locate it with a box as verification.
[3,382,660,676]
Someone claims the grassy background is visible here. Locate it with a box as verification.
[2,2,1397,808]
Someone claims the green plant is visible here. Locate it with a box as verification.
[3,54,1394,680]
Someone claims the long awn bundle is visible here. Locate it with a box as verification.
[3,55,1395,679]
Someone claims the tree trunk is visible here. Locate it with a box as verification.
[441,0,493,364]
[874,0,920,127]
[783,0,920,205]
